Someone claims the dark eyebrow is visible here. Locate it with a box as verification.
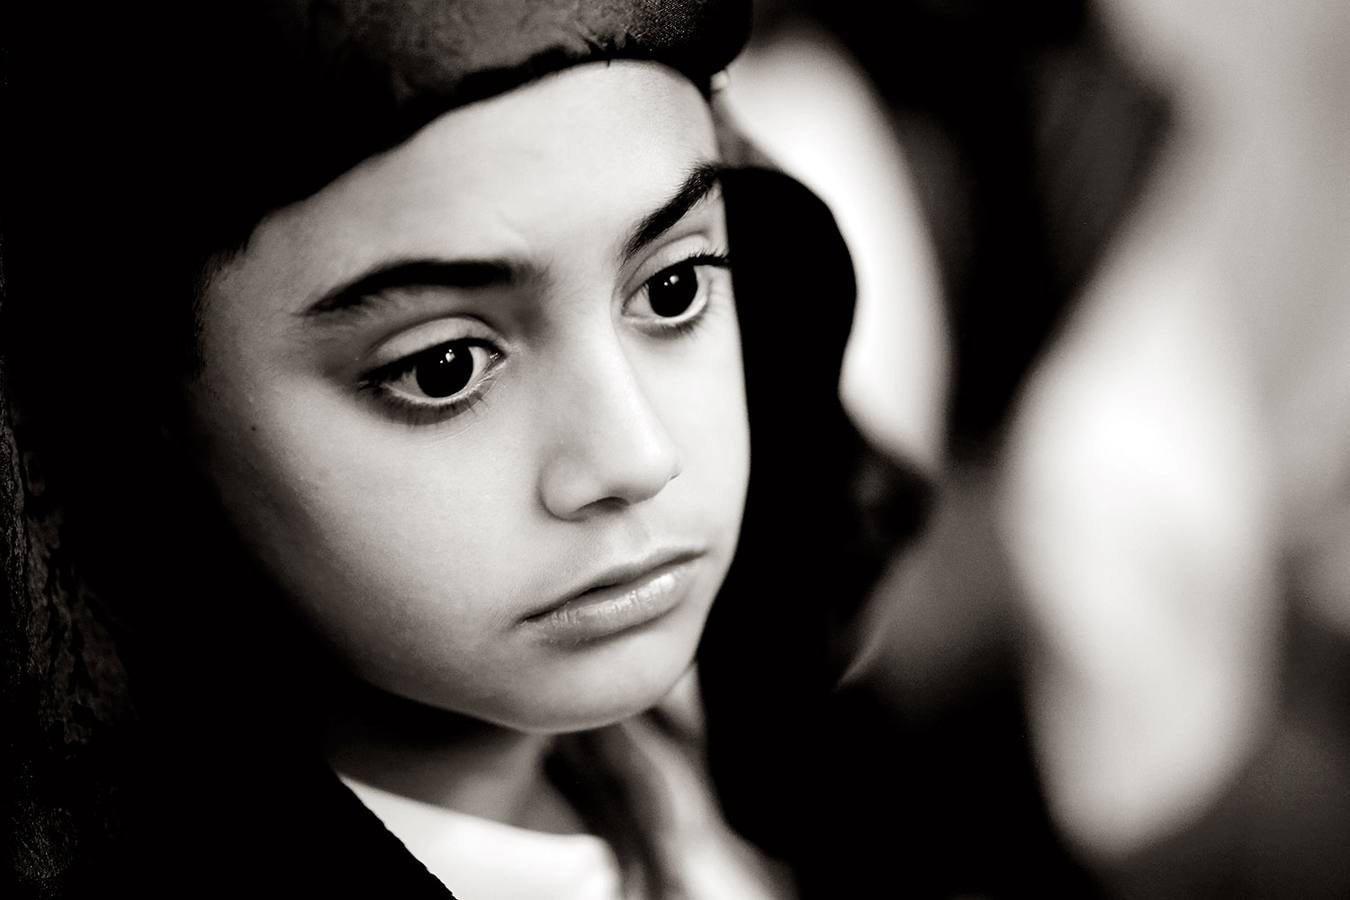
[301,161,722,322]
[622,162,723,262]
[302,259,515,318]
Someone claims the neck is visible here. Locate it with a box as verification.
[323,686,584,834]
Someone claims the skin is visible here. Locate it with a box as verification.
[187,56,750,779]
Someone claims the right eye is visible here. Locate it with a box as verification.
[366,338,503,420]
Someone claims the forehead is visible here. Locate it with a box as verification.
[217,62,719,307]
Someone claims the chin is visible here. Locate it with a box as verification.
[496,613,706,734]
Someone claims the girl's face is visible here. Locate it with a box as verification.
[188,62,749,732]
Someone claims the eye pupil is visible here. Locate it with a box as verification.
[649,261,698,317]
[415,342,474,398]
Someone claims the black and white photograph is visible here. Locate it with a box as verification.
[4,1,1350,897]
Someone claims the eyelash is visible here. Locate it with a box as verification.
[359,248,731,426]
[358,341,504,427]
[627,250,730,342]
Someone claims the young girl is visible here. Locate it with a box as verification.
[2,1,918,896]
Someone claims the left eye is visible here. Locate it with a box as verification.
[628,254,728,328]
[374,338,502,406]
[646,261,701,317]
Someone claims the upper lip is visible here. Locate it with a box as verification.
[523,547,705,621]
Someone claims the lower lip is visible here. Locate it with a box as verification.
[525,558,697,643]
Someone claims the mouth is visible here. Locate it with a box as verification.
[522,549,705,643]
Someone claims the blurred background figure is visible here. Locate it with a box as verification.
[728,0,1350,896]
[1004,0,1350,895]
[727,0,1165,895]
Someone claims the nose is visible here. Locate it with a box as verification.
[537,338,683,520]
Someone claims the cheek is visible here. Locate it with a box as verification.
[193,376,541,694]
[652,315,751,537]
